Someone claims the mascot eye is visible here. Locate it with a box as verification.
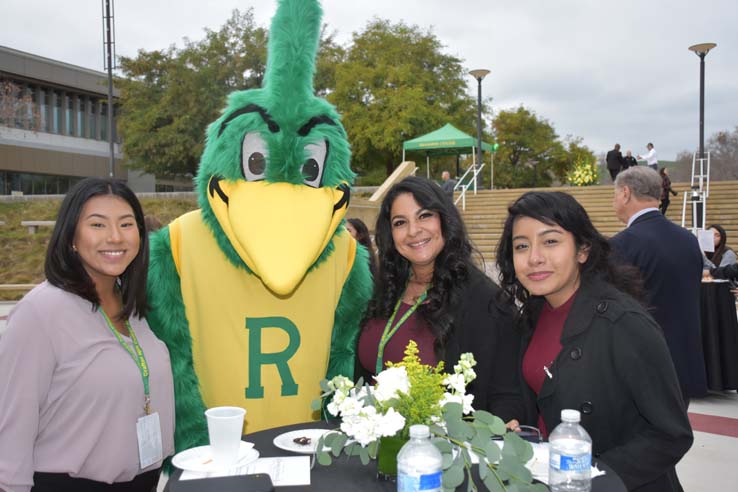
[302,140,327,188]
[241,132,269,181]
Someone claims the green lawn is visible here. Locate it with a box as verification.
[0,196,199,300]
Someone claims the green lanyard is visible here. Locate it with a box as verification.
[100,310,152,415]
[375,289,428,374]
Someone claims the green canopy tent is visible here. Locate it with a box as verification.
[402,123,497,182]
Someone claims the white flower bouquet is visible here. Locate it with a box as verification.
[312,341,545,492]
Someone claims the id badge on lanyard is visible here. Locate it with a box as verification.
[101,310,164,469]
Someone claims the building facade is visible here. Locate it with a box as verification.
[0,45,177,194]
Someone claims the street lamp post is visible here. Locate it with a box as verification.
[469,69,490,189]
[688,43,716,161]
[687,43,716,230]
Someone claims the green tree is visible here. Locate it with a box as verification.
[117,9,342,177]
[329,19,477,181]
[492,106,593,188]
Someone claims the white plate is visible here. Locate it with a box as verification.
[172,441,259,472]
[273,428,332,454]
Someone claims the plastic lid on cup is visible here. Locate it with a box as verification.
[409,424,430,438]
[561,409,581,423]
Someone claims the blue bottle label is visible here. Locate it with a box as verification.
[398,471,442,491]
[550,452,591,472]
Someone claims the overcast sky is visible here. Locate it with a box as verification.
[2,0,736,160]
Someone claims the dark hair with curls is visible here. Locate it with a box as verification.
[495,191,643,321]
[706,224,732,266]
[45,177,150,321]
[347,217,377,278]
[367,176,476,347]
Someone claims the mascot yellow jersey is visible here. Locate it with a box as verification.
[169,210,355,432]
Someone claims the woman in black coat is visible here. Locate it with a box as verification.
[356,176,523,422]
[496,191,692,492]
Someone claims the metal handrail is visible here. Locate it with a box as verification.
[454,164,485,210]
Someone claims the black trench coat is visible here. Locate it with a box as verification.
[519,276,693,492]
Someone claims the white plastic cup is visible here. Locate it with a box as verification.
[205,406,246,467]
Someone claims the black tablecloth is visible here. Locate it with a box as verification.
[166,421,626,492]
[700,281,738,390]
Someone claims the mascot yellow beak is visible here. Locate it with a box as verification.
[207,178,349,295]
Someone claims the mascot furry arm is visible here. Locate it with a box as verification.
[147,0,373,452]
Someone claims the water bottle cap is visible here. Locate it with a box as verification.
[561,409,581,422]
[409,424,430,438]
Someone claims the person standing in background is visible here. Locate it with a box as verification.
[638,142,659,170]
[658,168,678,215]
[623,150,638,170]
[611,167,706,403]
[606,143,625,181]
[440,170,457,202]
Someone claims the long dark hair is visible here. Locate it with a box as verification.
[45,177,149,320]
[347,218,377,278]
[706,224,730,266]
[496,191,643,320]
[367,176,475,346]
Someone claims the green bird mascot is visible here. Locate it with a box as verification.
[147,0,373,452]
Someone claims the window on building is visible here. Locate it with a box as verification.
[100,102,108,141]
[65,95,74,136]
[77,95,87,137]
[53,91,62,133]
[89,99,97,139]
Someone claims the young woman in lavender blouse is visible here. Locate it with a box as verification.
[0,178,175,492]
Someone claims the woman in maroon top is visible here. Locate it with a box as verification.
[357,176,523,421]
[495,191,693,492]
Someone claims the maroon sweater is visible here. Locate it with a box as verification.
[522,291,577,437]
[358,303,437,376]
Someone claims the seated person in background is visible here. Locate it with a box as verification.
[357,176,523,422]
[346,217,377,278]
[0,177,175,492]
[496,191,692,492]
[703,224,737,269]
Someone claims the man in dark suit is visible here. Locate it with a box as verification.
[606,143,624,181]
[610,167,707,403]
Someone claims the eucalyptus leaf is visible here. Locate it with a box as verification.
[447,418,471,441]
[499,455,533,484]
[490,416,507,436]
[319,379,331,392]
[331,433,348,456]
[442,461,464,488]
[484,440,501,464]
[442,453,454,469]
[503,432,534,463]
[471,432,489,452]
[444,402,464,421]
[473,410,496,425]
[310,399,322,411]
[433,439,453,454]
[359,446,370,465]
[317,451,332,466]
[368,439,380,459]
[482,473,505,492]
[345,442,362,456]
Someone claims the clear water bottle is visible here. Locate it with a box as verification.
[397,424,442,492]
[548,409,592,492]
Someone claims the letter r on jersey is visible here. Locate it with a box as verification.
[244,317,300,398]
